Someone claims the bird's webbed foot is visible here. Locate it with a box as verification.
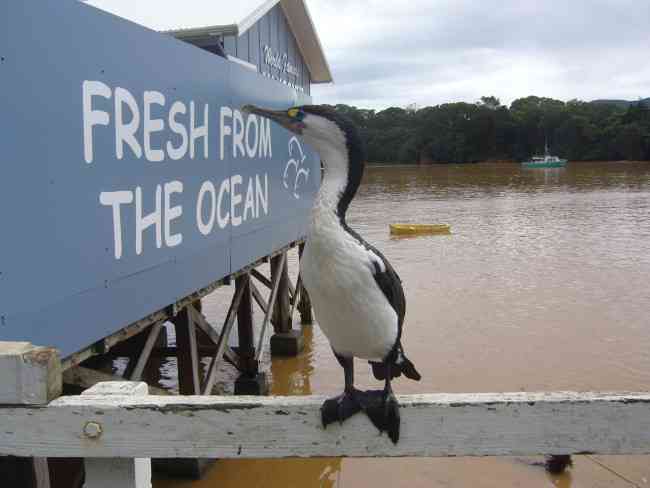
[321,388,363,428]
[362,387,401,444]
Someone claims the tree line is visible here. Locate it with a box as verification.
[329,96,650,164]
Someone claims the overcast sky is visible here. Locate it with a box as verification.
[308,0,650,110]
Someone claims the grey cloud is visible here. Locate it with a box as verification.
[309,0,650,109]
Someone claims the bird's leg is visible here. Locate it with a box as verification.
[363,362,401,444]
[382,364,400,444]
[321,353,362,427]
[342,354,355,393]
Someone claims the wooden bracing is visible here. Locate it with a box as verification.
[128,322,163,382]
[61,245,312,399]
[255,252,286,360]
[60,243,305,371]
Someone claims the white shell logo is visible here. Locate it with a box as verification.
[284,136,310,199]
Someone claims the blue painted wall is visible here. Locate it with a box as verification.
[221,4,311,94]
[177,5,311,94]
[0,0,320,356]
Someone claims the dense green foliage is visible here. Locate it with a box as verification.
[329,97,650,164]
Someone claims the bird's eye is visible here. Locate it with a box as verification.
[287,108,304,120]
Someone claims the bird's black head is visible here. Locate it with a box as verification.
[243,104,366,219]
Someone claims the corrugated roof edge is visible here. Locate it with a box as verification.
[165,0,332,84]
[163,24,238,39]
[163,0,278,40]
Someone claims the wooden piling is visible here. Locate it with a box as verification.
[234,274,268,395]
[297,243,313,324]
[1,456,51,488]
[235,274,256,373]
[172,308,201,395]
[269,252,303,356]
[164,309,213,479]
[270,253,291,334]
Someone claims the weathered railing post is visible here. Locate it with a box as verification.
[82,382,151,488]
[270,252,303,356]
[0,341,61,488]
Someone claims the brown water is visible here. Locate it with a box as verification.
[157,161,650,488]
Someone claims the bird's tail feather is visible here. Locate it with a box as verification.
[370,350,421,381]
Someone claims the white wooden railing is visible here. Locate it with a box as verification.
[2,342,650,488]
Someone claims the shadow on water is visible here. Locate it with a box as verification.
[154,325,342,488]
[517,458,574,488]
[546,471,573,488]
[269,325,316,396]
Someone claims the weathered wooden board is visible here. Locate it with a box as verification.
[82,382,151,488]
[2,392,650,458]
[62,366,170,396]
[0,342,61,404]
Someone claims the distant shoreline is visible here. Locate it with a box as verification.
[331,96,649,165]
[365,159,650,166]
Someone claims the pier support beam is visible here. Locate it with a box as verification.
[172,308,201,395]
[234,274,268,395]
[269,253,303,357]
[269,330,303,357]
[1,456,51,488]
[297,243,313,325]
[162,308,213,480]
[270,253,291,334]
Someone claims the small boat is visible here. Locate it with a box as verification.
[389,223,451,236]
[522,142,567,168]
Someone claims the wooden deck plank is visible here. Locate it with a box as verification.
[2,392,650,459]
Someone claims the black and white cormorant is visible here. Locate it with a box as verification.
[243,104,421,443]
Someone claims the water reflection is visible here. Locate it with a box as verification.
[155,458,339,488]
[546,470,573,488]
[158,162,650,487]
[269,325,316,396]
[155,325,342,488]
[266,325,342,487]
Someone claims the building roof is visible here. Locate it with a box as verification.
[84,0,333,83]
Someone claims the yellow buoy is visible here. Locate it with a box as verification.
[389,223,451,236]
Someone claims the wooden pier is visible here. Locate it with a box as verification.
[3,2,649,487]
[0,240,314,484]
[3,345,650,487]
[4,0,318,485]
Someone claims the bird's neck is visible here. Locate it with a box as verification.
[311,144,363,236]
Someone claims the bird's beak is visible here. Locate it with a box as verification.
[242,104,305,135]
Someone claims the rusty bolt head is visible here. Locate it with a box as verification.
[83,421,103,439]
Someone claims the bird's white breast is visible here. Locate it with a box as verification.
[300,208,398,361]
